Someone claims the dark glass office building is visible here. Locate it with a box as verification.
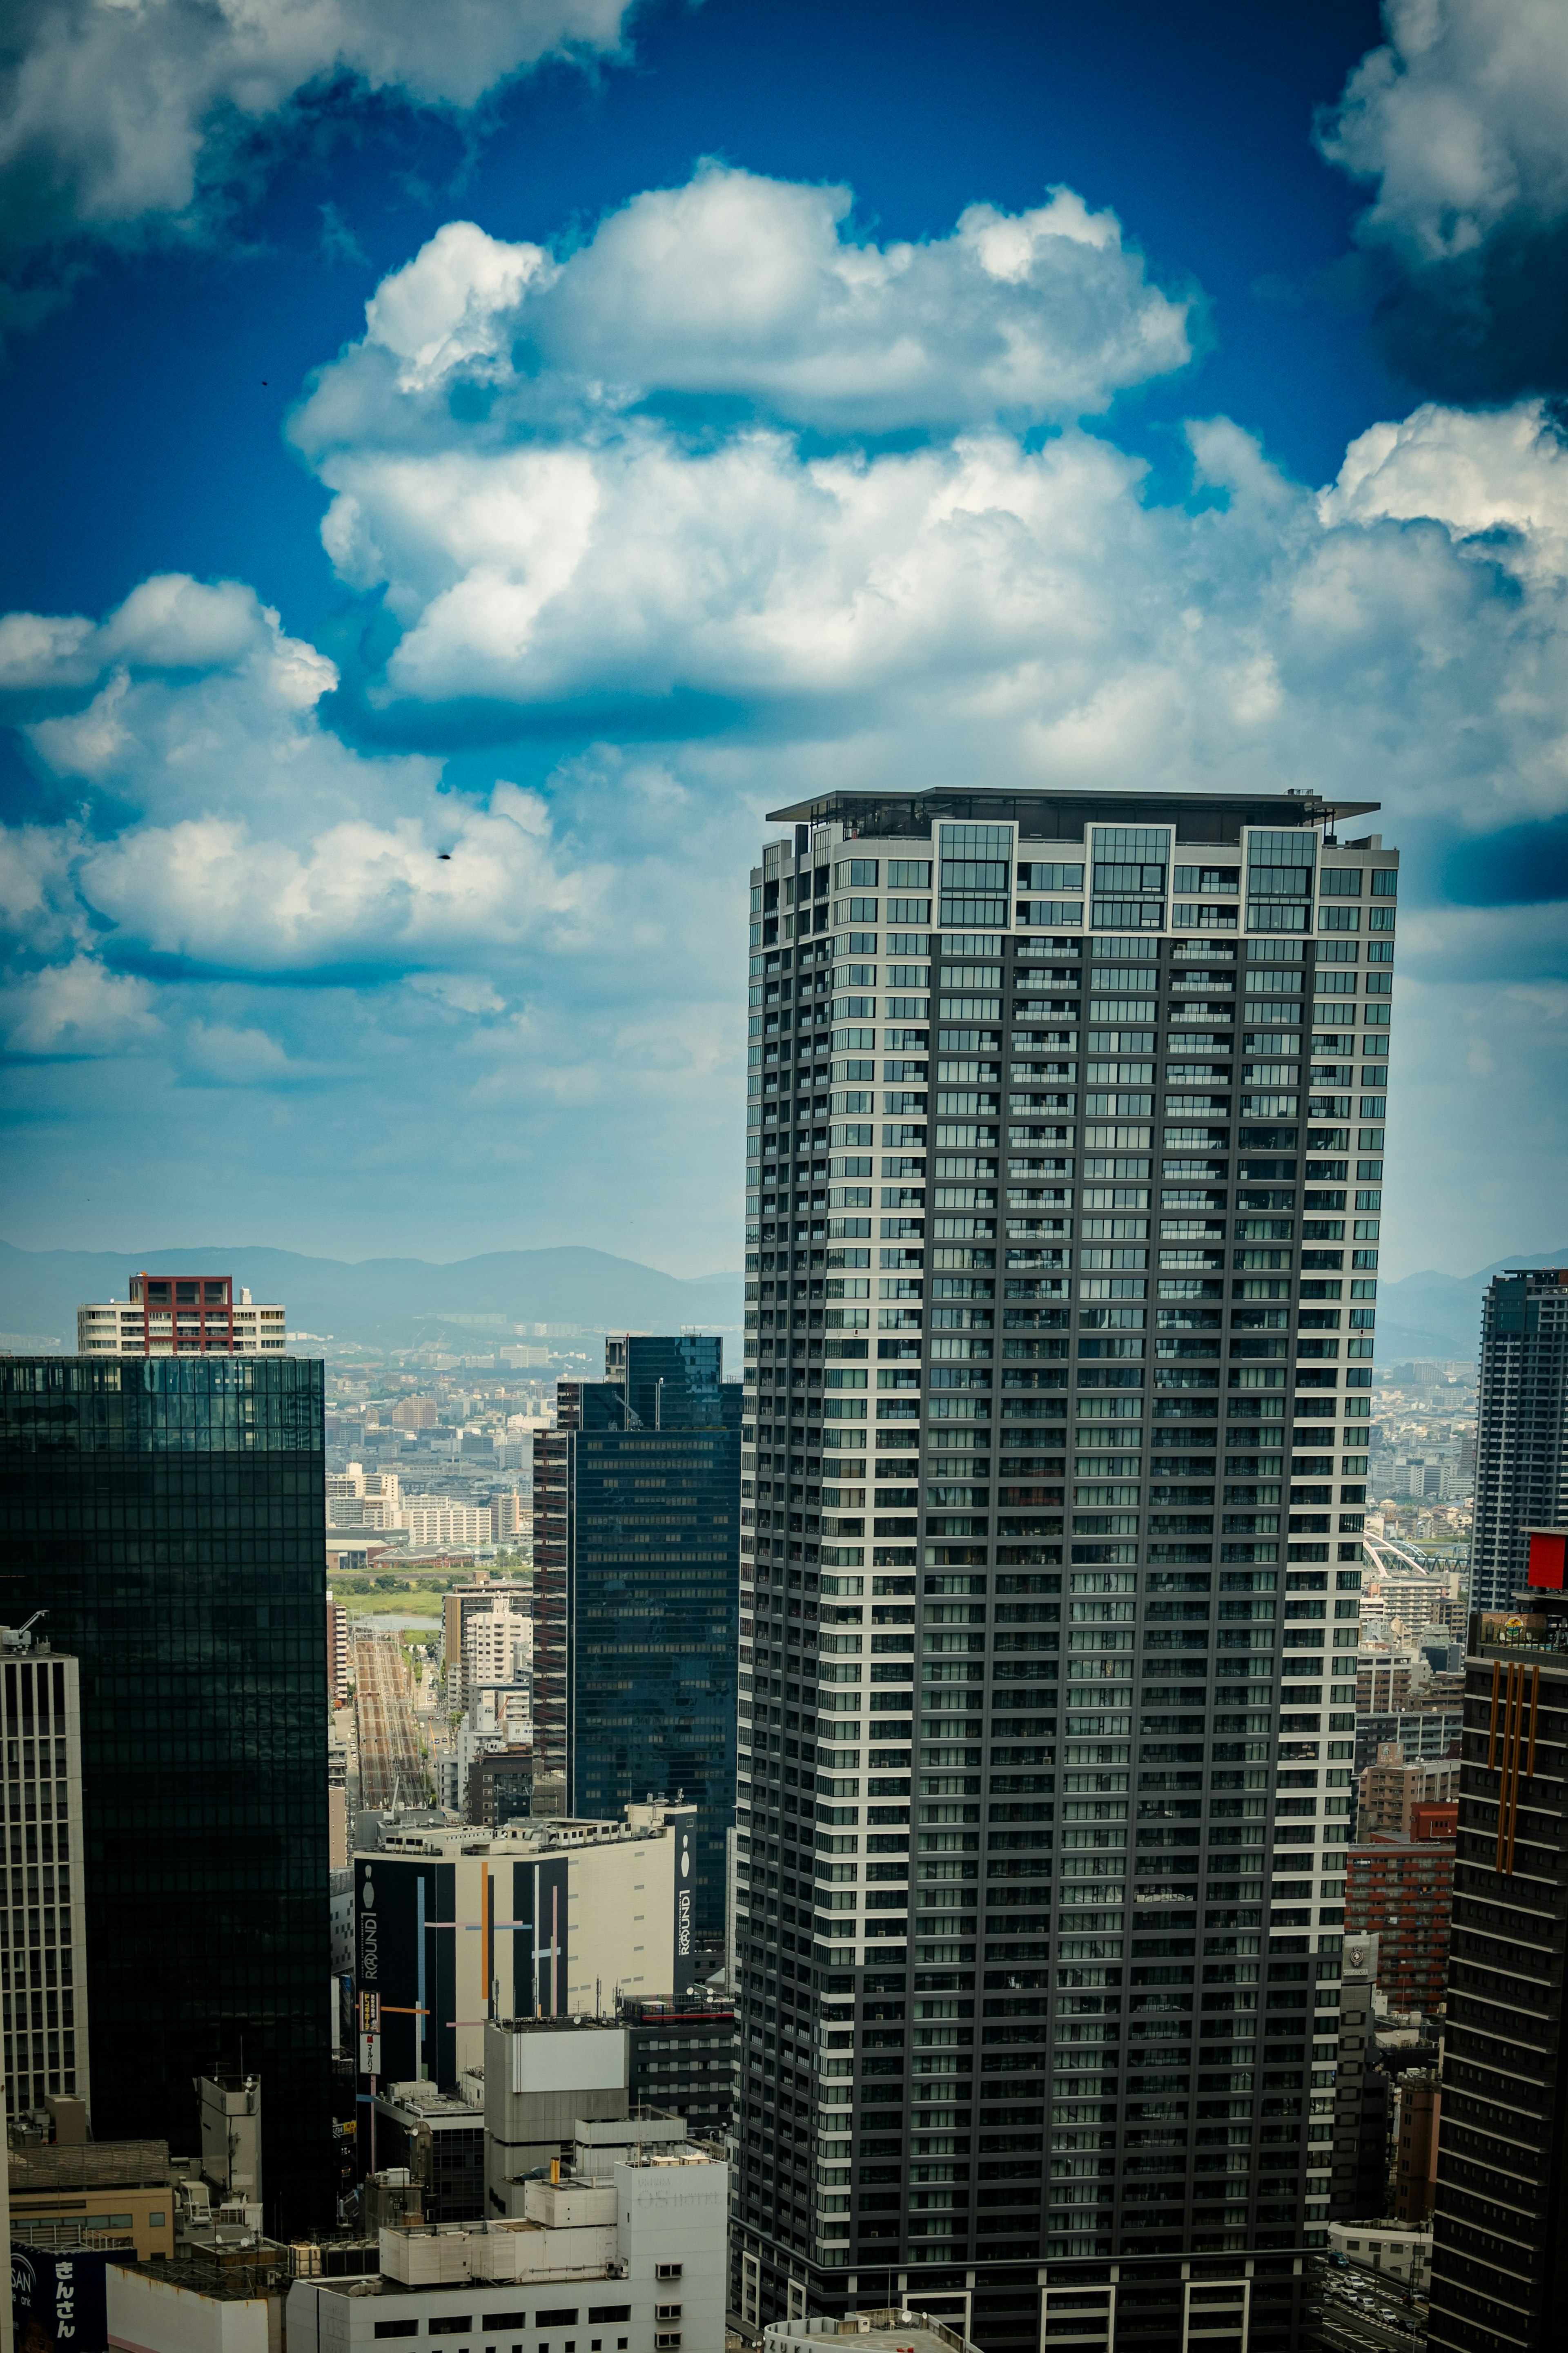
[533,1335,740,1943]
[0,1358,332,2235]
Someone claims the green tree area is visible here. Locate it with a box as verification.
[331,1566,532,1619]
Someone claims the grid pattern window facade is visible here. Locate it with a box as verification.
[1427,1648,1568,2353]
[1091,827,1172,933]
[938,825,1014,932]
[0,1357,332,2234]
[738,787,1396,2353]
[1470,1271,1568,1613]
[0,1654,88,2119]
[535,1341,739,1942]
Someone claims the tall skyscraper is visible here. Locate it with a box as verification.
[533,1335,740,1942]
[1427,1564,1568,2353]
[1469,1266,1568,1613]
[736,788,1397,2351]
[0,1634,89,2122]
[0,1355,332,2235]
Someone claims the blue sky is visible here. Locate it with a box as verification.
[2,0,1567,1280]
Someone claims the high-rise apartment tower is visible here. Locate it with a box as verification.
[533,1336,740,1942]
[735,788,1397,2353]
[1469,1267,1568,1613]
[0,1356,332,2233]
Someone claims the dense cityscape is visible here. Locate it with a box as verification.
[4,784,1564,2353]
[6,7,1568,2353]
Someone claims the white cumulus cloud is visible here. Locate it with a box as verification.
[294,166,1194,447]
[1,954,163,1056]
[0,0,636,262]
[1319,0,1568,262]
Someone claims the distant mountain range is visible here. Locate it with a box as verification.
[3,1236,1563,1371]
[0,1240,744,1358]
[1376,1249,1568,1366]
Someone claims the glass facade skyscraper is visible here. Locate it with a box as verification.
[0,1356,332,2235]
[734,788,1398,2353]
[533,1336,740,1944]
[1469,1267,1568,1613]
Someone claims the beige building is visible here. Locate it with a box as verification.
[8,2124,176,2261]
[391,1396,439,1428]
[1360,1742,1461,1835]
[76,1273,286,1356]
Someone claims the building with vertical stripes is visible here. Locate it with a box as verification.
[734,788,1398,2353]
[0,1635,88,2124]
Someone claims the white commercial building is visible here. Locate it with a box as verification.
[1326,2219,1432,2291]
[355,1806,700,2081]
[76,1272,286,1356]
[287,2135,725,2353]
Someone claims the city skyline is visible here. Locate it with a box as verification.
[1,2,1567,1283]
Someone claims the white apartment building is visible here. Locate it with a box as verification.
[463,1592,532,1694]
[326,1465,405,1531]
[405,1497,494,1548]
[77,1272,286,1356]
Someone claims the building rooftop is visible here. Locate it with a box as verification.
[761,785,1379,838]
[764,2313,976,2353]
[368,1800,693,1860]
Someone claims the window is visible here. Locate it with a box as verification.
[587,2312,630,2327]
[375,2326,419,2341]
[485,2320,528,2332]
[148,2212,166,2228]
[535,2315,579,2330]
[429,2323,473,2337]
[655,2266,684,2281]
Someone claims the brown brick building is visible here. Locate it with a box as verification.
[1344,1805,1458,2015]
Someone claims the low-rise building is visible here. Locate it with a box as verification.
[289,2128,725,2353]
[1327,2218,1433,2292]
[763,2315,979,2353]
[8,2127,176,2260]
[76,1274,286,1356]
